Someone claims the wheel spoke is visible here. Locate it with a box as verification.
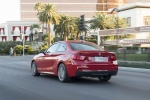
[58,64,70,82]
[31,62,40,76]
[59,66,65,80]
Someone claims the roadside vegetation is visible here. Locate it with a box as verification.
[1,3,149,69]
[33,2,131,46]
[118,62,150,69]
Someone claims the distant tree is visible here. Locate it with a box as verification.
[74,17,90,40]
[104,15,134,41]
[89,13,109,46]
[54,15,76,41]
[35,3,60,46]
[34,2,43,13]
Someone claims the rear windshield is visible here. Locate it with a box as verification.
[69,42,104,51]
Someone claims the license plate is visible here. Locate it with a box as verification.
[95,57,103,62]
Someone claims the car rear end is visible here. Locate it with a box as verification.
[66,41,118,80]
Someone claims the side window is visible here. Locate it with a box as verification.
[56,43,67,52]
[46,43,60,53]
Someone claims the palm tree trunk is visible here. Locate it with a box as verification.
[100,36,103,46]
[84,31,87,40]
[76,32,79,40]
[47,23,51,47]
[46,22,48,35]
[66,33,68,41]
[62,33,64,40]
[63,33,68,41]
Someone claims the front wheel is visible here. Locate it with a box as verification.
[31,61,40,76]
[58,63,70,82]
[98,75,111,81]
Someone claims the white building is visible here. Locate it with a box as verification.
[101,1,150,46]
[117,2,150,39]
[0,21,36,41]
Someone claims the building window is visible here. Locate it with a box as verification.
[126,17,131,27]
[144,16,150,26]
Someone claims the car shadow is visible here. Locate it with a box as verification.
[39,74,113,85]
[70,77,113,85]
[40,74,58,81]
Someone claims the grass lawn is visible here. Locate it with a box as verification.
[118,62,150,69]
[116,53,149,62]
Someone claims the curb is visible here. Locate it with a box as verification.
[119,67,150,74]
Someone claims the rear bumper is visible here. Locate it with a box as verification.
[76,70,118,77]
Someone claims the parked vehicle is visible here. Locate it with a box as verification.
[31,40,118,82]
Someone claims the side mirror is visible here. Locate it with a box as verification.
[39,50,45,54]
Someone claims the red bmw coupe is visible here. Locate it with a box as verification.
[31,40,118,82]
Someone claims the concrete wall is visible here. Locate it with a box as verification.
[118,8,150,27]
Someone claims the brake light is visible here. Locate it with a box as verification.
[110,55,116,61]
[109,55,117,65]
[73,54,86,61]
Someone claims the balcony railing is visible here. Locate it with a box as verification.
[0,32,5,35]
[104,39,150,45]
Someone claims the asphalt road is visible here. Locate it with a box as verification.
[0,56,150,100]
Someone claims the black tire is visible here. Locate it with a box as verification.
[98,75,111,81]
[31,61,40,76]
[58,63,70,82]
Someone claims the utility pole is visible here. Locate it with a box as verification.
[20,33,25,56]
[110,8,119,45]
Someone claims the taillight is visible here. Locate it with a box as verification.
[73,54,86,61]
[110,55,116,61]
[109,55,117,65]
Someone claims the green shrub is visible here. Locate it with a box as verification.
[105,45,118,50]
[118,62,150,69]
[0,41,22,55]
[14,45,23,54]
[53,37,63,42]
[87,39,97,44]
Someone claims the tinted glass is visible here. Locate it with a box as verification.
[69,42,104,51]
[46,43,60,53]
[56,43,67,52]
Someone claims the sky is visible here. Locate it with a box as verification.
[0,0,20,23]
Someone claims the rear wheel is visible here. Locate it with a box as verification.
[58,63,70,82]
[31,61,40,76]
[98,75,111,81]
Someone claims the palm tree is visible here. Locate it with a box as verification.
[74,17,81,40]
[109,15,128,40]
[30,24,41,33]
[74,17,90,40]
[89,12,109,46]
[63,16,76,40]
[54,15,76,41]
[37,4,60,46]
[34,3,45,39]
[34,2,43,13]
[98,14,132,42]
[30,24,41,41]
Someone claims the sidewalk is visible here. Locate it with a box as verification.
[119,67,150,74]
[118,60,150,64]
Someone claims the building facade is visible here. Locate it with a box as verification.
[20,0,127,21]
[0,24,7,41]
[0,0,128,42]
[0,21,40,42]
[102,2,150,46]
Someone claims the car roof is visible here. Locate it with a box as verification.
[58,40,92,44]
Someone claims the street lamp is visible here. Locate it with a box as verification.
[111,8,119,45]
[37,28,43,42]
[119,40,126,60]
[33,28,43,42]
[119,40,124,47]
[20,33,25,56]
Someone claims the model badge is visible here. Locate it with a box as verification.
[99,53,101,55]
